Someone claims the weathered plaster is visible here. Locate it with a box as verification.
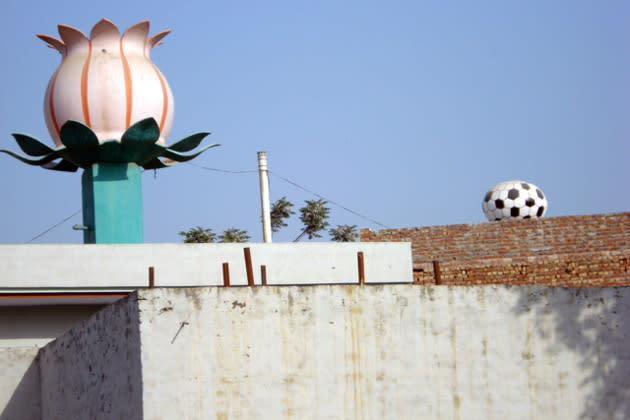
[28,285,630,420]
[136,285,630,420]
[39,295,143,419]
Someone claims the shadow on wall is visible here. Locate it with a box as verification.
[0,353,41,420]
[0,305,105,345]
[513,287,630,420]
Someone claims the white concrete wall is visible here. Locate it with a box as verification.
[36,285,630,420]
[0,347,40,420]
[0,242,412,289]
[136,285,630,420]
[38,296,144,419]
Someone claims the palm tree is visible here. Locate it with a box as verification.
[218,228,250,243]
[329,224,358,242]
[270,197,294,232]
[294,199,330,241]
[179,226,216,243]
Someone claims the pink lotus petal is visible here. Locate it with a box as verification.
[123,20,150,41]
[148,29,171,49]
[57,24,88,51]
[122,20,149,54]
[36,34,65,54]
[90,18,120,43]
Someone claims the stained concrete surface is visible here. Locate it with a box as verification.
[34,285,630,419]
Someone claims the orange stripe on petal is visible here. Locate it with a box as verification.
[144,44,171,135]
[157,71,168,132]
[120,40,133,128]
[81,42,92,127]
[149,61,169,133]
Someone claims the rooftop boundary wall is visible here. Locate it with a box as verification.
[361,212,630,286]
[35,284,630,420]
[0,242,412,291]
[38,292,143,419]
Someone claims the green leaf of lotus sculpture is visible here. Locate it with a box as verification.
[121,118,160,144]
[168,132,209,152]
[1,118,218,172]
[12,133,55,156]
[59,120,100,165]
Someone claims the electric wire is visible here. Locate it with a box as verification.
[185,162,258,174]
[25,209,82,244]
[23,165,389,242]
[186,162,390,228]
[269,171,391,229]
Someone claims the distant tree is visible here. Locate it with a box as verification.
[179,198,341,243]
[219,228,250,243]
[270,197,294,232]
[295,199,330,241]
[179,226,216,243]
[329,224,358,242]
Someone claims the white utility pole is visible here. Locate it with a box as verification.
[258,151,272,243]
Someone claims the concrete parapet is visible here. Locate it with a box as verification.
[35,284,630,419]
[0,242,412,290]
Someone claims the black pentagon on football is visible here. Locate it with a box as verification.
[523,215,531,219]
[510,207,520,217]
[495,199,504,209]
[484,191,492,202]
[525,198,535,207]
[536,189,544,199]
[508,188,519,199]
[521,183,530,190]
[537,206,545,217]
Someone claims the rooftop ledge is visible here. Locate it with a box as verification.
[0,243,413,304]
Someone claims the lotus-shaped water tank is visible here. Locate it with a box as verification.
[38,18,174,145]
[2,19,217,171]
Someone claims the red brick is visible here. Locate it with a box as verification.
[361,212,630,286]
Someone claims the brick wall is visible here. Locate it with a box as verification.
[360,212,630,286]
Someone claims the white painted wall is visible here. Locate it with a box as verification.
[0,242,412,289]
[36,285,630,420]
[39,296,143,419]
[0,241,411,419]
[0,347,40,420]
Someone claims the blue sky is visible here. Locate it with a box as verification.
[1,1,628,243]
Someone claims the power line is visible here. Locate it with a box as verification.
[24,164,389,242]
[187,162,391,229]
[185,163,390,228]
[269,171,391,229]
[185,162,258,174]
[25,209,82,244]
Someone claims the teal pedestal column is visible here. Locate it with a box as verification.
[81,163,144,244]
